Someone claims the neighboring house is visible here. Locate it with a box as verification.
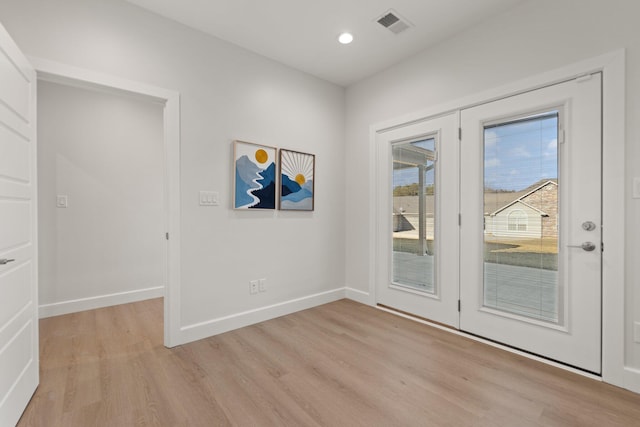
[485,180,558,238]
[393,180,558,239]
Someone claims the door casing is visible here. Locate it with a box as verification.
[30,57,183,348]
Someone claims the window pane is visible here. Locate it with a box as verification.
[483,112,560,323]
[392,138,436,293]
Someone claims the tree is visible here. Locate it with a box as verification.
[393,183,434,196]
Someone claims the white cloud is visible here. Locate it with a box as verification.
[484,130,499,148]
[485,158,501,168]
[509,145,531,158]
[544,138,558,157]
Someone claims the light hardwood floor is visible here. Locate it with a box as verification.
[18,298,640,426]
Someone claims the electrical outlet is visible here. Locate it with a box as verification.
[249,280,258,295]
[634,322,640,343]
[259,278,266,292]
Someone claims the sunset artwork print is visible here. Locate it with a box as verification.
[279,149,315,211]
[234,141,277,209]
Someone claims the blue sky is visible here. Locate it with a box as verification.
[484,113,558,191]
[392,114,558,192]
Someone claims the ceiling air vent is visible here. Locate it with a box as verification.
[376,10,412,35]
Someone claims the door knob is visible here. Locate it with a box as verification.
[567,242,596,252]
[0,258,15,265]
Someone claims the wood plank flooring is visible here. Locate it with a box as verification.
[17,298,640,426]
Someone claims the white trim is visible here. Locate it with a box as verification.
[29,57,182,348]
[30,57,175,102]
[179,288,345,345]
[38,286,165,319]
[368,50,628,390]
[371,50,624,134]
[345,287,372,305]
[600,50,628,390]
[368,126,380,309]
[623,367,640,393]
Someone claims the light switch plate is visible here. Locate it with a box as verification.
[199,190,219,206]
[56,195,68,208]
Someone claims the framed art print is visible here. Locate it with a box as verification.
[279,149,315,211]
[233,140,277,209]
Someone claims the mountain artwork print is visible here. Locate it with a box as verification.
[234,141,277,209]
[279,149,315,211]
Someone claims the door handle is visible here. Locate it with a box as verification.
[567,242,596,252]
[0,258,15,265]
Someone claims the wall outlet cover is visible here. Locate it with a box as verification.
[249,280,259,295]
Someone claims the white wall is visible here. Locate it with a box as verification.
[37,80,165,316]
[345,0,640,378]
[0,0,345,336]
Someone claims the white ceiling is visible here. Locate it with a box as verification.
[125,0,527,87]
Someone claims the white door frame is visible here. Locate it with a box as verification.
[29,57,182,348]
[369,50,628,390]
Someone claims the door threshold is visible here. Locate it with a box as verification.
[375,304,602,382]
[377,304,457,331]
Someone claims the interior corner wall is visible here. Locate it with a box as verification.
[37,80,165,316]
[0,0,346,335]
[345,0,640,373]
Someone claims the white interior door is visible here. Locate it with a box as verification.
[460,74,602,373]
[376,113,459,327]
[0,23,39,425]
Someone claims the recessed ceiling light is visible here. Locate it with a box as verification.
[338,32,354,44]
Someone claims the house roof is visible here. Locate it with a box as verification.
[489,180,557,216]
[491,199,549,217]
[392,179,557,217]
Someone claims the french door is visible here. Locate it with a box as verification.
[459,74,602,373]
[377,74,602,373]
[376,113,459,328]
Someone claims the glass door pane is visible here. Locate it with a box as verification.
[392,137,436,293]
[483,112,560,323]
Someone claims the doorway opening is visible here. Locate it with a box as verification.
[37,80,166,322]
[32,59,181,347]
[376,71,607,375]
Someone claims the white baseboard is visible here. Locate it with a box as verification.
[38,286,165,318]
[345,287,372,305]
[179,288,346,345]
[623,367,640,394]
